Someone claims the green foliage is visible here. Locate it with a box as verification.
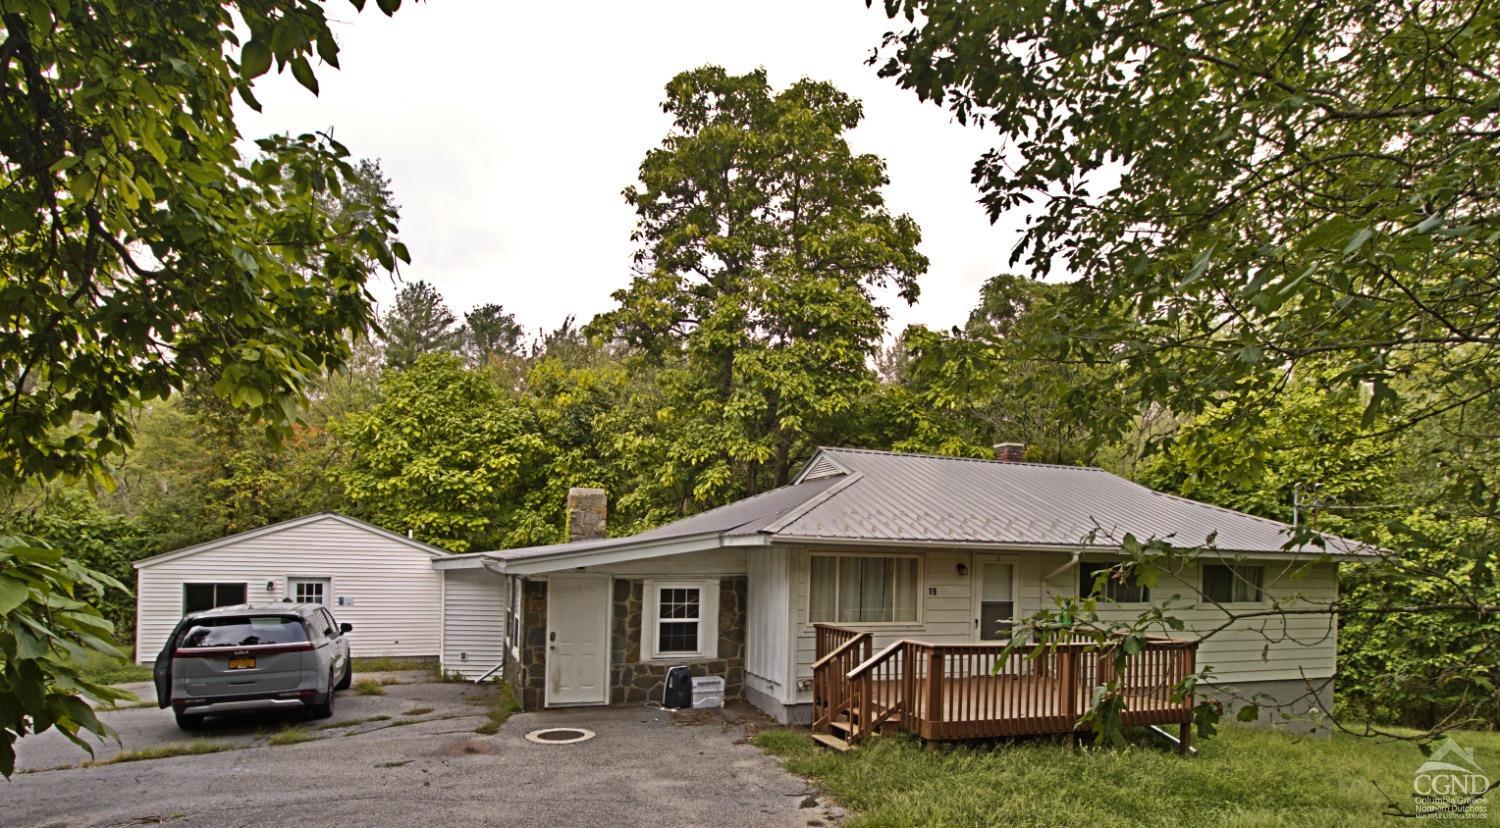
[873,1,1500,442]
[1,1,407,485]
[1340,511,1500,728]
[754,724,1500,826]
[590,66,928,505]
[334,355,547,551]
[0,0,406,776]
[891,275,1135,464]
[1,488,149,639]
[0,534,134,776]
[462,303,524,366]
[381,280,461,370]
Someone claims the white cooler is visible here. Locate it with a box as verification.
[690,675,725,709]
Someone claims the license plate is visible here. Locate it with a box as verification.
[228,656,255,670]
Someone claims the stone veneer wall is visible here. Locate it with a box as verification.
[506,579,548,711]
[609,576,747,704]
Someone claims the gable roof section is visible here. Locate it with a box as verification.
[472,446,1374,574]
[774,448,1366,554]
[133,512,451,569]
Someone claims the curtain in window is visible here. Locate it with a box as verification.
[810,556,838,622]
[841,557,894,622]
[810,556,919,623]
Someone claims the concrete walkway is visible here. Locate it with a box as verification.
[6,680,838,828]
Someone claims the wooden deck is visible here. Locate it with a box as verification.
[812,625,1198,749]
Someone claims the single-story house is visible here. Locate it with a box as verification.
[133,512,450,662]
[434,446,1371,730]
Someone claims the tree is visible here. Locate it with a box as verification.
[870,0,1500,488]
[590,66,927,506]
[333,355,547,551]
[381,280,459,370]
[462,303,524,366]
[0,0,408,775]
[894,275,1135,465]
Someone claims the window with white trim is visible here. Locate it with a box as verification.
[808,554,920,624]
[1201,564,1264,604]
[642,580,719,660]
[182,582,247,614]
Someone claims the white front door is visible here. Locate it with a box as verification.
[973,557,1017,641]
[545,575,611,706]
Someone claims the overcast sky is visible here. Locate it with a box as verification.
[239,1,1026,339]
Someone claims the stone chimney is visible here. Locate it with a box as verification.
[566,487,607,542]
[993,442,1026,462]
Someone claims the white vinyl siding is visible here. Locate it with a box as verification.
[441,569,508,680]
[135,516,443,662]
[789,546,1020,703]
[786,546,1338,704]
[746,547,792,702]
[1044,559,1339,684]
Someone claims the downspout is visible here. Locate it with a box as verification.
[1045,548,1083,582]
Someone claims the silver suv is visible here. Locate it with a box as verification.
[152,603,353,730]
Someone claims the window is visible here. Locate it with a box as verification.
[318,608,338,637]
[177,615,308,649]
[182,582,247,614]
[1201,564,1264,603]
[1079,563,1150,603]
[290,577,329,605]
[808,554,920,624]
[656,587,700,653]
[642,580,719,660]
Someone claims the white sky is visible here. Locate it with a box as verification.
[239,1,1026,338]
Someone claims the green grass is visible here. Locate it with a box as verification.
[350,656,438,674]
[312,714,391,731]
[473,682,521,735]
[84,740,228,766]
[267,726,314,746]
[754,725,1500,827]
[352,679,387,696]
[75,651,154,686]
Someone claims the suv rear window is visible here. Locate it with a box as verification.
[179,615,309,648]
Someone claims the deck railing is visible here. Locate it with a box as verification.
[811,624,1199,751]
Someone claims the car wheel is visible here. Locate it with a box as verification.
[308,671,336,719]
[336,659,352,691]
[173,708,203,731]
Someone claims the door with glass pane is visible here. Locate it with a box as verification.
[973,558,1016,641]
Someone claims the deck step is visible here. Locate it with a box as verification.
[812,733,853,752]
[828,719,853,734]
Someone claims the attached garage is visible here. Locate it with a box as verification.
[133,513,448,663]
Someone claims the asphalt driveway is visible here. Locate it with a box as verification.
[6,673,838,828]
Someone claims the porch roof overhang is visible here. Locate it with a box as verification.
[773,534,1376,562]
[439,531,774,576]
[431,530,1371,577]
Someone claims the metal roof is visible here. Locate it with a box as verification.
[486,475,847,562]
[776,447,1366,554]
[477,447,1372,569]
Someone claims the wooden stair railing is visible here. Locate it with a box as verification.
[811,625,870,742]
[812,630,1201,750]
[843,640,908,743]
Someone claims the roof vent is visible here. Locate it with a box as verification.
[802,455,845,480]
[993,442,1026,462]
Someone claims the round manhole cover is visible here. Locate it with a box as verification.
[524,727,596,745]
